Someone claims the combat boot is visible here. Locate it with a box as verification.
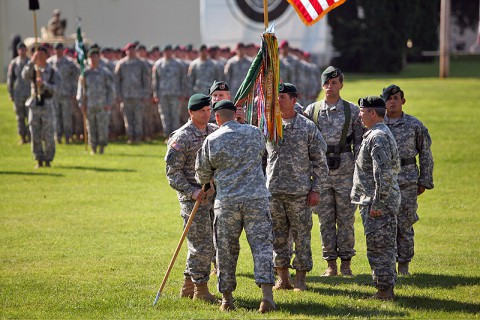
[91,146,97,155]
[398,262,410,275]
[219,292,235,311]
[293,270,307,291]
[99,146,105,154]
[258,284,276,313]
[45,161,51,167]
[373,286,395,300]
[340,259,353,276]
[193,282,217,303]
[273,267,293,290]
[35,160,43,169]
[179,276,194,298]
[19,135,26,145]
[322,259,338,276]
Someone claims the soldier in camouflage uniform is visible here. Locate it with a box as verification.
[77,48,115,155]
[115,43,150,144]
[304,66,363,276]
[381,85,434,275]
[224,43,252,98]
[153,45,187,136]
[279,41,299,86]
[267,83,329,292]
[351,96,400,300]
[165,94,218,303]
[7,43,31,144]
[48,42,80,144]
[22,46,60,168]
[188,44,222,96]
[136,44,156,142]
[195,100,276,313]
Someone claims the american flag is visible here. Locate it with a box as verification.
[287,0,347,26]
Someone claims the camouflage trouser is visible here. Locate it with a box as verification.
[13,97,29,137]
[109,102,125,138]
[316,176,357,261]
[271,194,313,271]
[360,205,397,290]
[53,96,73,140]
[180,200,215,284]
[72,103,85,139]
[28,101,55,162]
[158,95,181,136]
[121,98,144,141]
[214,198,274,293]
[397,184,419,263]
[142,100,156,139]
[86,106,110,148]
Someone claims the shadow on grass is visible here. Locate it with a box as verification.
[110,152,162,159]
[55,165,136,173]
[0,170,64,177]
[398,273,480,288]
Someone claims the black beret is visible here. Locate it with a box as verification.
[212,100,236,112]
[209,81,230,94]
[88,48,100,57]
[279,82,297,94]
[37,45,48,53]
[188,93,211,111]
[17,42,26,50]
[150,46,159,52]
[321,66,342,86]
[358,96,386,109]
[53,42,64,49]
[381,84,403,101]
[199,44,207,51]
[163,44,172,51]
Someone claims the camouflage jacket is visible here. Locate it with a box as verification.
[187,58,222,96]
[22,62,60,105]
[47,56,79,97]
[224,55,252,97]
[385,113,434,189]
[77,66,115,108]
[114,57,150,100]
[7,56,30,101]
[266,113,329,196]
[152,57,187,97]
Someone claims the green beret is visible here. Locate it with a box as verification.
[188,93,211,111]
[212,100,236,112]
[209,81,230,94]
[88,48,100,57]
[163,44,172,51]
[17,42,26,50]
[279,82,297,95]
[321,66,342,86]
[53,42,64,49]
[358,96,386,109]
[381,84,403,101]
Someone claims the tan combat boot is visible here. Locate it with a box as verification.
[373,286,395,300]
[258,284,276,313]
[293,270,308,292]
[193,282,217,303]
[35,160,43,169]
[398,262,410,275]
[340,259,353,276]
[273,267,293,290]
[322,259,338,276]
[179,276,194,298]
[220,292,235,311]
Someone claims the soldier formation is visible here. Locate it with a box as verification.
[8,34,434,313]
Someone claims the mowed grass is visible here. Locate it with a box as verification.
[1,60,480,319]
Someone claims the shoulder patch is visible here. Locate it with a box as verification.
[170,141,181,151]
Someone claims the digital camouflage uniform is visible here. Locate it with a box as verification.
[195,120,274,293]
[140,58,156,140]
[385,113,433,263]
[266,113,329,271]
[351,122,401,290]
[188,58,222,96]
[77,65,115,149]
[165,120,218,283]
[153,57,187,135]
[47,55,80,142]
[101,58,124,139]
[114,56,150,141]
[280,54,299,87]
[22,62,60,163]
[304,99,363,261]
[7,55,31,139]
[224,55,252,97]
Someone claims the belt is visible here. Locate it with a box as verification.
[326,144,351,154]
[401,157,416,166]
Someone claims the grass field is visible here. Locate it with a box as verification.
[1,60,480,319]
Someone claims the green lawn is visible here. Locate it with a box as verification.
[1,60,480,318]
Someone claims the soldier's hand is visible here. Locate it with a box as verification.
[369,209,382,217]
[153,97,159,103]
[307,191,320,207]
[36,77,43,86]
[192,189,207,201]
[417,185,426,196]
[206,181,215,198]
[236,107,245,123]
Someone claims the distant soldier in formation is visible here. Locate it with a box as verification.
[22,46,60,168]
[136,44,156,141]
[382,85,434,275]
[7,42,31,144]
[304,66,363,277]
[77,48,115,155]
[224,42,252,98]
[303,52,322,106]
[165,94,218,303]
[115,42,150,144]
[196,100,276,313]
[188,44,222,96]
[153,44,187,136]
[279,41,299,87]
[351,96,400,300]
[48,42,80,144]
[267,83,329,292]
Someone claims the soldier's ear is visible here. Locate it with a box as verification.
[402,98,406,105]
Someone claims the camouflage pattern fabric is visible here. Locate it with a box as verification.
[7,56,30,137]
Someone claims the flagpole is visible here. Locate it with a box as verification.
[263,0,268,30]
[439,0,450,78]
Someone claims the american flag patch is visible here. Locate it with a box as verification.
[170,141,180,151]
